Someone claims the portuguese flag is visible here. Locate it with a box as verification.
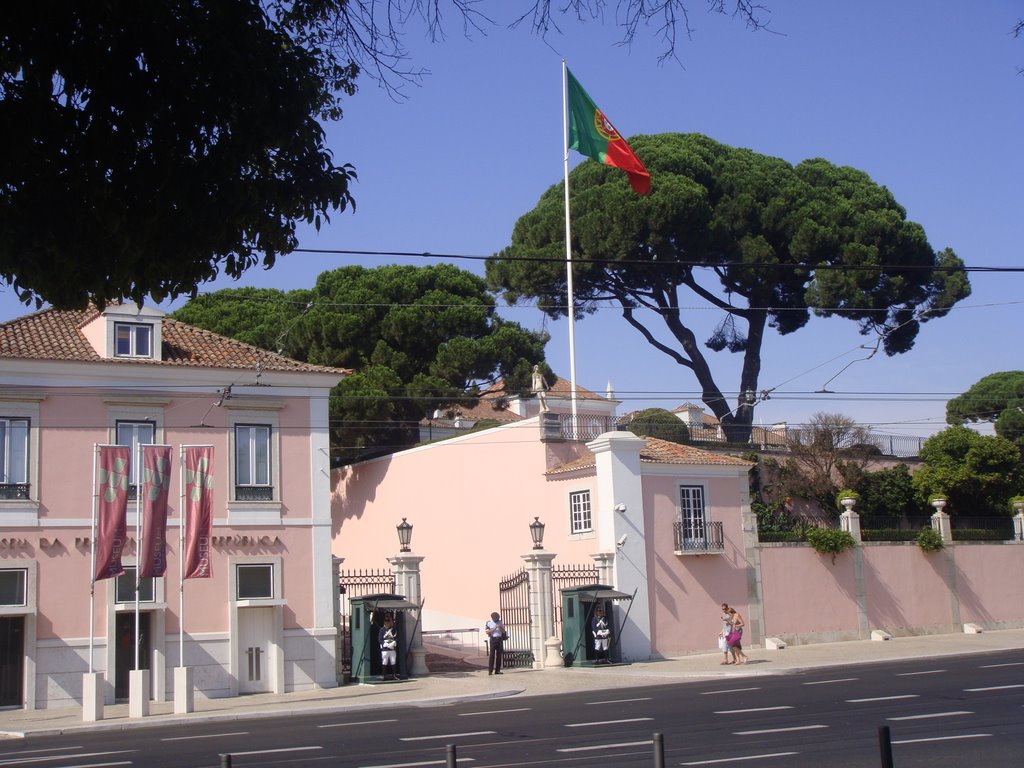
[566,68,651,195]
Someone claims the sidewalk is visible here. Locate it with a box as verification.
[3,629,1023,739]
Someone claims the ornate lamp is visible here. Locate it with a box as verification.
[529,516,546,550]
[396,518,413,552]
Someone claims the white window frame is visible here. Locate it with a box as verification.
[0,568,28,607]
[229,556,285,607]
[226,402,283,524]
[569,489,593,534]
[678,485,708,545]
[235,424,272,489]
[114,565,159,605]
[115,420,156,490]
[0,416,29,486]
[0,395,43,521]
[113,321,153,358]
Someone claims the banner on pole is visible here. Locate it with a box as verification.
[95,445,130,581]
[139,445,172,578]
[183,446,214,579]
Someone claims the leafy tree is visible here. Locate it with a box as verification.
[946,371,1024,451]
[2,2,767,310]
[852,464,917,523]
[173,265,549,463]
[912,426,1024,517]
[625,408,690,444]
[486,133,971,443]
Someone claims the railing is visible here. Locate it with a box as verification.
[0,483,30,500]
[235,485,274,501]
[673,521,725,553]
[552,563,599,641]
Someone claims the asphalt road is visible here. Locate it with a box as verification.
[5,650,1023,768]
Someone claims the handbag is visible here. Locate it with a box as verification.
[725,630,741,646]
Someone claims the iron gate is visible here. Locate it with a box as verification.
[337,568,395,682]
[497,568,533,668]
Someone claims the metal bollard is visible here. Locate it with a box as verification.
[652,732,664,768]
[446,743,457,768]
[219,754,232,768]
[878,725,894,768]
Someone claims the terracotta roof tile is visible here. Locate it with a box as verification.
[546,435,753,475]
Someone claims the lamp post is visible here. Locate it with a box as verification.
[396,518,413,552]
[529,516,545,550]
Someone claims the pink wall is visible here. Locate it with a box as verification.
[862,545,953,632]
[952,544,1024,626]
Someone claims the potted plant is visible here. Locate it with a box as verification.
[927,493,948,511]
[806,528,856,564]
[1009,495,1024,513]
[835,489,861,510]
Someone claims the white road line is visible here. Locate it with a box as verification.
[229,746,323,757]
[802,678,857,685]
[586,697,653,705]
[565,718,653,727]
[893,734,992,744]
[701,687,761,695]
[319,719,399,728]
[979,662,1024,668]
[896,669,946,676]
[400,731,495,742]
[459,708,531,717]
[734,725,829,736]
[48,763,132,768]
[358,759,475,767]
[680,752,799,765]
[0,748,80,757]
[887,711,973,721]
[0,752,134,766]
[964,684,1024,692]
[714,706,793,714]
[846,695,919,703]
[162,731,248,741]
[556,740,652,753]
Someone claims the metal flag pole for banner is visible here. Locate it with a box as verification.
[88,444,98,673]
[178,445,185,668]
[134,442,142,674]
[561,59,579,425]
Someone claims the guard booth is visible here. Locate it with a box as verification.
[560,583,634,667]
[349,593,419,683]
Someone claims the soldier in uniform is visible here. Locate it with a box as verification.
[378,614,399,680]
[592,605,611,664]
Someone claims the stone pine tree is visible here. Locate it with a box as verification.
[487,133,971,443]
[946,371,1024,452]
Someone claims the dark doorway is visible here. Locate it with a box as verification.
[0,616,24,707]
[114,612,151,700]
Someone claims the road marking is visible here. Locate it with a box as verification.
[896,669,946,676]
[846,695,919,703]
[359,759,475,767]
[565,717,653,727]
[714,706,793,714]
[162,731,248,740]
[802,677,857,685]
[229,746,323,756]
[734,725,828,736]
[557,740,652,752]
[680,752,798,765]
[319,719,399,728]
[586,697,652,705]
[0,752,134,766]
[964,684,1024,692]
[979,662,1024,668]
[459,708,531,716]
[893,734,992,744]
[701,687,760,695]
[46,763,132,768]
[887,711,973,720]
[400,731,495,742]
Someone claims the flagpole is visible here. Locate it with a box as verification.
[89,444,98,674]
[134,442,141,673]
[561,59,579,428]
[178,445,185,668]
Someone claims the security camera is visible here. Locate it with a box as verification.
[617,534,628,548]
[613,503,627,513]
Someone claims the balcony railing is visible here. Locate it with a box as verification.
[235,485,274,502]
[0,483,30,500]
[673,521,725,554]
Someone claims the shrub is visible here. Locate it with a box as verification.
[835,489,860,509]
[626,408,690,445]
[916,527,945,552]
[806,528,856,563]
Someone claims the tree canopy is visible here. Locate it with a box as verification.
[1,2,766,311]
[487,133,971,442]
[946,371,1024,451]
[172,264,549,463]
[625,408,690,444]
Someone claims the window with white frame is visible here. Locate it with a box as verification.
[679,485,707,544]
[236,563,274,599]
[115,420,156,497]
[569,490,593,533]
[0,417,29,500]
[114,322,153,358]
[235,424,272,501]
[0,569,27,606]
[114,566,156,604]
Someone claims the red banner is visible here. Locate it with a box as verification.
[94,445,130,581]
[139,445,172,578]
[183,446,214,579]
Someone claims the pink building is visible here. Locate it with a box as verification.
[0,304,346,709]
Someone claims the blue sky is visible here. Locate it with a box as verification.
[3,1,1022,439]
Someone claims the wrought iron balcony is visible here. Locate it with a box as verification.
[0,483,30,500]
[673,520,725,555]
[235,485,274,502]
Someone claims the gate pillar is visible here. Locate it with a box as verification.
[522,551,557,669]
[388,554,429,675]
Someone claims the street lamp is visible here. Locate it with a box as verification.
[529,516,545,550]
[396,518,413,552]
